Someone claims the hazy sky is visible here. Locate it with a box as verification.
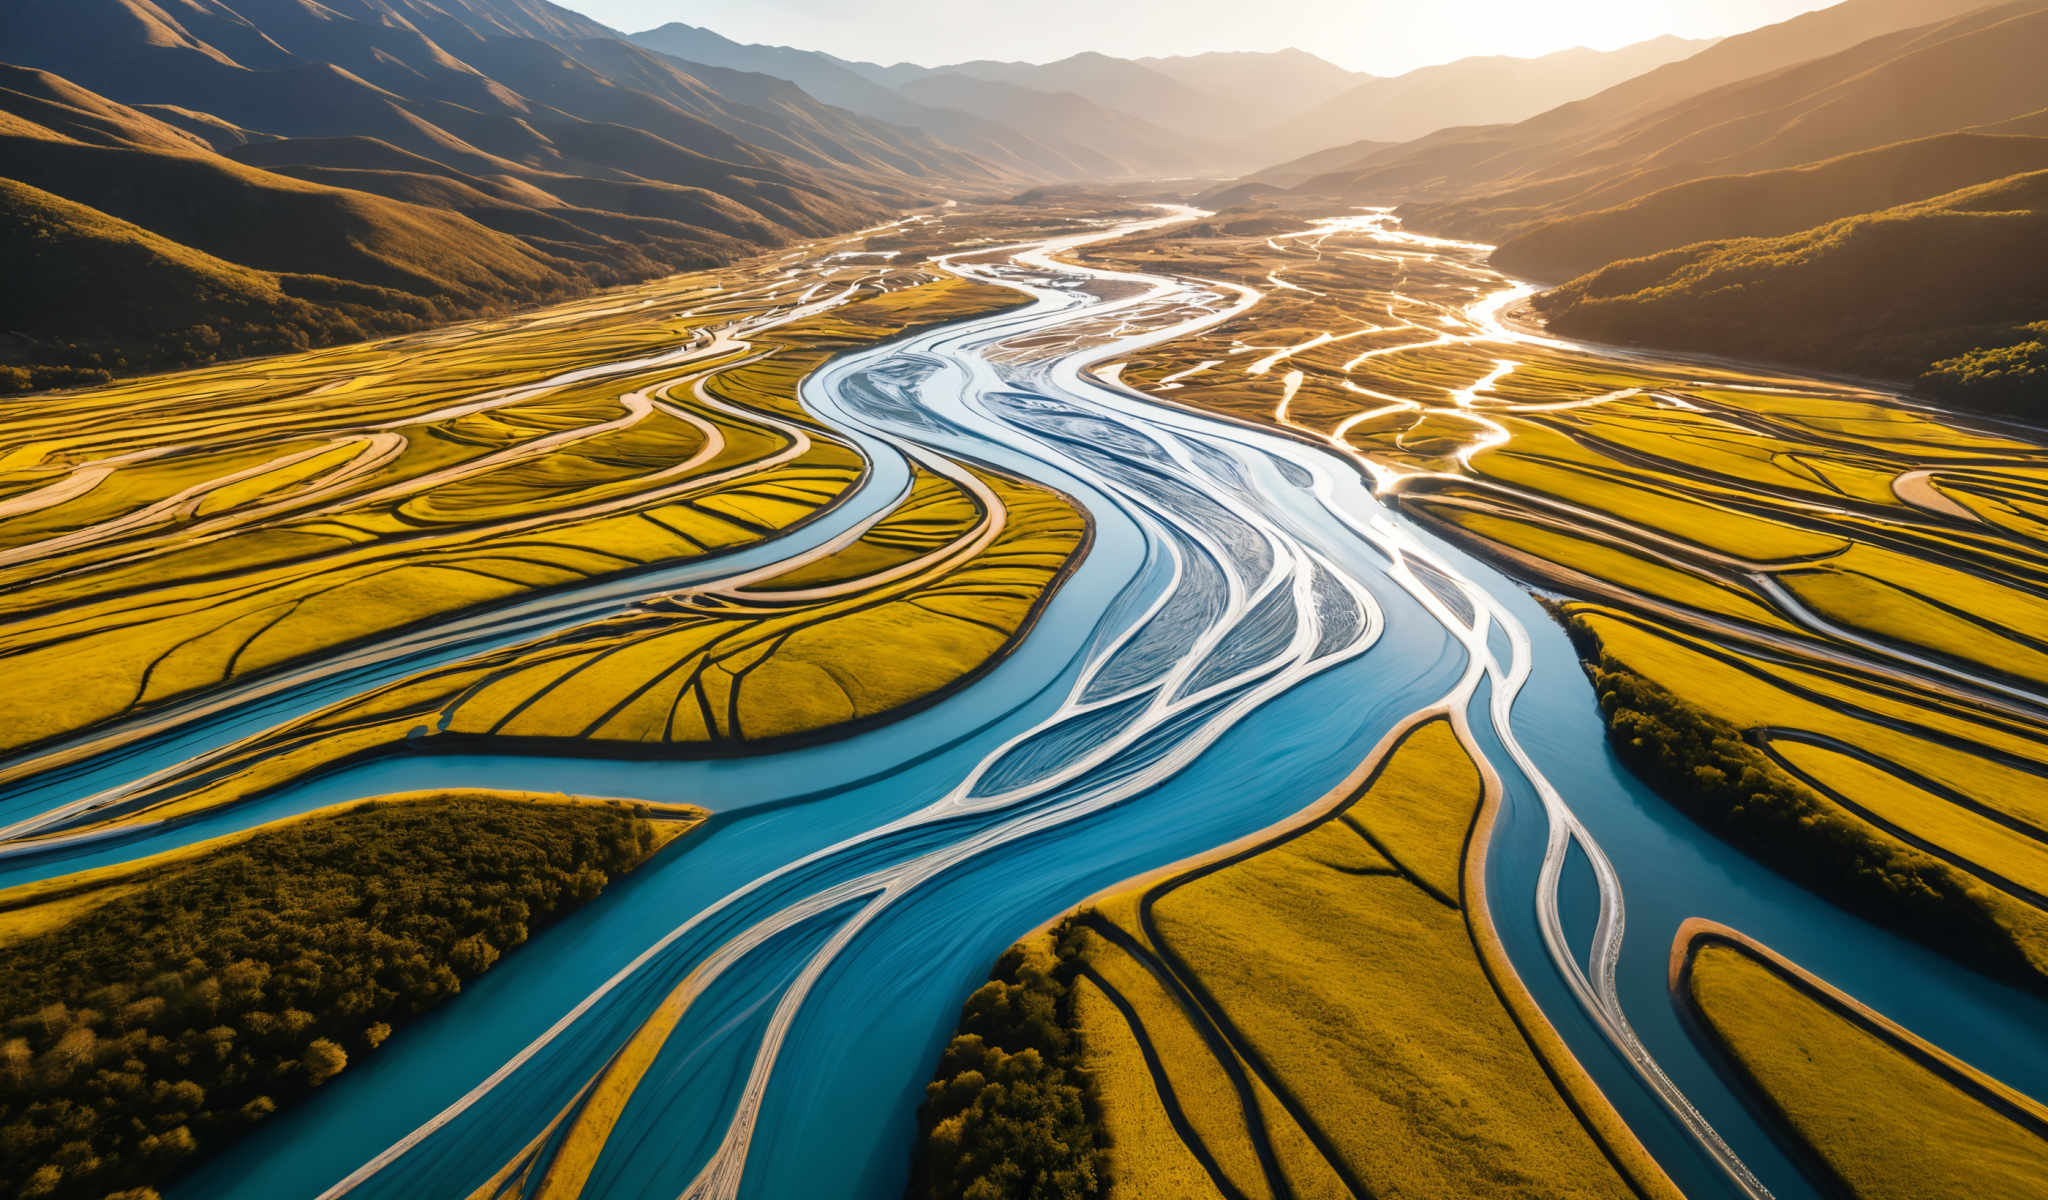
[556,0,1839,74]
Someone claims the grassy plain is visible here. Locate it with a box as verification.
[0,205,1111,851]
[1676,923,2048,1200]
[1027,719,1662,1200]
[0,245,1031,765]
[39,461,1086,837]
[1087,214,2048,991]
[0,199,1134,1199]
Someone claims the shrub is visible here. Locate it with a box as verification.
[908,926,1106,1200]
[1921,322,2048,414]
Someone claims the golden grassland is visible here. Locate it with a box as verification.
[1675,922,2048,1200]
[1067,975,1221,1200]
[1572,607,2048,978]
[1062,718,1661,1200]
[0,248,1032,762]
[36,462,1087,837]
[1090,225,2048,681]
[1085,218,2048,985]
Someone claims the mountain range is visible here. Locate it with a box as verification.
[14,0,2041,411]
[1,0,1009,389]
[1,0,1756,392]
[629,23,1723,178]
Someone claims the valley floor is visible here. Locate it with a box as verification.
[1,198,2044,1200]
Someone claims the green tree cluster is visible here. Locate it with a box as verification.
[1568,621,2035,987]
[1921,321,2048,413]
[908,925,1107,1200]
[0,797,662,1200]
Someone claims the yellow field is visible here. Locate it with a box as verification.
[1090,216,2048,990]
[0,256,1030,762]
[1676,923,2048,1200]
[29,458,1087,837]
[1572,608,2048,975]
[1095,222,2048,702]
[1059,718,1664,1200]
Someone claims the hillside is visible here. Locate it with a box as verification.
[0,0,1015,391]
[0,67,628,390]
[929,52,1245,147]
[1260,0,2007,231]
[1136,48,1361,132]
[1271,35,1714,160]
[896,72,1211,177]
[1538,0,1997,137]
[629,25,1299,176]
[1493,132,2048,280]
[1533,169,2048,407]
[4,126,572,299]
[625,22,1096,179]
[0,178,434,392]
[1409,2,2048,241]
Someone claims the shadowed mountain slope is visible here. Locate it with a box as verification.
[0,176,441,393]
[1533,169,2048,396]
[3,0,991,222]
[1492,131,2048,280]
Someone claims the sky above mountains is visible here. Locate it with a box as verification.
[561,0,1837,73]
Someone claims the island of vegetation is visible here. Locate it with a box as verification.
[0,790,700,1200]
[908,929,1108,1200]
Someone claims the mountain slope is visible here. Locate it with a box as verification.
[0,68,572,295]
[0,177,437,391]
[1492,130,2048,280]
[1268,0,2008,230]
[1135,49,1362,133]
[0,0,1023,391]
[625,34,1368,176]
[1411,0,2048,246]
[2,0,965,215]
[867,50,1332,167]
[1273,35,1714,159]
[936,52,1241,145]
[626,23,1105,178]
[894,73,1206,177]
[1533,169,2048,394]
[1536,0,1995,137]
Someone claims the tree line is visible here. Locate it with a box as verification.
[1568,617,2039,990]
